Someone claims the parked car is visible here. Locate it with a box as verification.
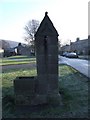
[62,52,68,57]
[66,52,78,58]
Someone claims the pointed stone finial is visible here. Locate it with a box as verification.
[45,11,48,16]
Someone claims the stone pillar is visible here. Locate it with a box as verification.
[14,12,61,106]
[35,12,61,104]
[36,36,49,94]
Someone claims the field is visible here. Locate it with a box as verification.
[1,60,88,118]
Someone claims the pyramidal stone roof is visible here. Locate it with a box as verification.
[35,12,59,37]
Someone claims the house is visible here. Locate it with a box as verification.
[3,48,16,57]
[0,39,30,57]
[61,36,90,55]
[16,43,31,56]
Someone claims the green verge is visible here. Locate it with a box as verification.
[78,55,90,60]
[2,64,88,118]
[0,56,36,65]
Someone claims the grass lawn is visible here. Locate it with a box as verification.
[0,55,36,65]
[2,64,88,118]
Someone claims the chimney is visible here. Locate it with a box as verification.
[76,37,80,42]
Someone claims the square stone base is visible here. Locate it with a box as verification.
[14,76,48,106]
[14,76,61,106]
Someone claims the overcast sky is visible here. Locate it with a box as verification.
[0,0,88,45]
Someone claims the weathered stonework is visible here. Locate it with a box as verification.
[14,12,61,106]
[35,12,60,103]
[14,77,37,105]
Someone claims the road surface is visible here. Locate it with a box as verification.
[59,56,90,78]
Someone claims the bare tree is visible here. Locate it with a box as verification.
[24,19,39,55]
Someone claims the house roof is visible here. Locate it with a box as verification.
[35,12,59,37]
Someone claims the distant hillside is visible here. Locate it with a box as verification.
[0,39,27,49]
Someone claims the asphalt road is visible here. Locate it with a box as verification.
[59,56,90,78]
